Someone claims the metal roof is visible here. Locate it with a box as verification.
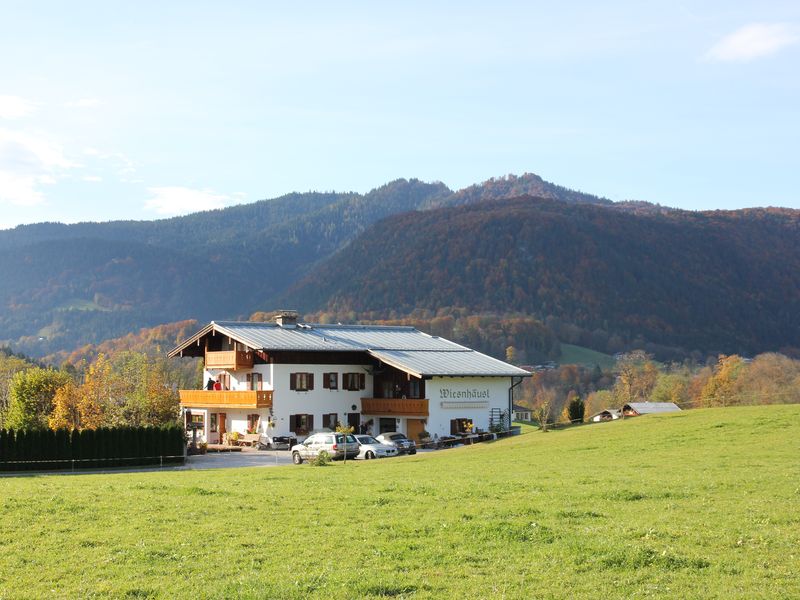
[370,349,531,378]
[624,402,681,414]
[169,320,531,378]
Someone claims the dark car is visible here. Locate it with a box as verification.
[375,432,417,455]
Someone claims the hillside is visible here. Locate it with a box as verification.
[0,173,616,357]
[283,197,800,356]
[2,405,798,597]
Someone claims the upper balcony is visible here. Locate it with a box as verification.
[180,390,273,409]
[361,398,429,416]
[205,350,254,371]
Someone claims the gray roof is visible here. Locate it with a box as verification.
[169,320,531,378]
[624,402,681,414]
[513,404,531,412]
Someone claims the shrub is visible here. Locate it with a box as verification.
[310,450,331,467]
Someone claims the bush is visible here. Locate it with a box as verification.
[310,450,332,467]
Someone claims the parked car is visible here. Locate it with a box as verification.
[291,432,359,464]
[354,434,398,459]
[257,434,297,450]
[375,432,417,455]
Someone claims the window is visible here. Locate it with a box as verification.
[289,413,314,435]
[290,372,314,391]
[323,413,338,430]
[408,379,421,399]
[322,372,338,390]
[189,413,205,429]
[343,372,365,391]
[246,372,262,391]
[210,413,218,433]
[450,418,473,435]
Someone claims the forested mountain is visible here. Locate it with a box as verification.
[282,198,800,357]
[0,179,450,355]
[2,170,797,360]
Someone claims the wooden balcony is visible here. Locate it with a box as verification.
[361,398,429,416]
[205,350,253,370]
[180,390,273,409]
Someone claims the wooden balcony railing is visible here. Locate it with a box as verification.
[361,398,429,416]
[205,350,253,370]
[180,390,273,409]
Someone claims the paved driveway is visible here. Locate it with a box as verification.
[185,449,293,469]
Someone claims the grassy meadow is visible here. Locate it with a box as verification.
[558,343,616,369]
[1,405,798,599]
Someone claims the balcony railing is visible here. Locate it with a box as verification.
[180,390,273,409]
[205,350,254,370]
[361,398,429,416]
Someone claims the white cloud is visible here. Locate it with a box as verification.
[705,23,799,62]
[0,128,76,206]
[0,95,36,119]
[67,98,101,108]
[144,186,233,216]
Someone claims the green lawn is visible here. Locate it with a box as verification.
[2,405,799,599]
[559,342,616,370]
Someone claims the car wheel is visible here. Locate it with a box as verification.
[366,451,375,460]
[292,452,303,465]
[409,449,417,455]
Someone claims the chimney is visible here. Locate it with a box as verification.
[275,310,299,329]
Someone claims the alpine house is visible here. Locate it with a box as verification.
[168,312,530,444]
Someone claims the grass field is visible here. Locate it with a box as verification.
[559,343,616,370]
[1,405,798,599]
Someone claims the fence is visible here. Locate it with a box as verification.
[0,426,185,472]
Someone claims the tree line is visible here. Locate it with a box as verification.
[518,350,800,426]
[0,351,188,431]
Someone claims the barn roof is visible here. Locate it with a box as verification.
[623,402,681,414]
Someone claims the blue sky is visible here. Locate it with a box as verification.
[0,1,798,229]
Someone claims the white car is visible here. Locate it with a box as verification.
[290,432,359,464]
[354,434,398,459]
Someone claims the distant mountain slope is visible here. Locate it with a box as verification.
[282,197,800,355]
[0,179,450,355]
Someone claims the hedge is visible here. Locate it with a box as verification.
[0,425,185,472]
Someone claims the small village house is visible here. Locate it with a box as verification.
[589,409,622,422]
[513,404,532,421]
[169,313,530,444]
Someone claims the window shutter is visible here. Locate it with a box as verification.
[323,373,329,389]
[359,373,365,390]
[451,419,458,435]
[290,414,297,432]
[308,414,314,431]
[290,373,297,390]
[308,373,314,390]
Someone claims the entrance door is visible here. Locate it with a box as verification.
[347,412,361,432]
[379,417,396,434]
[407,419,426,443]
[218,413,227,443]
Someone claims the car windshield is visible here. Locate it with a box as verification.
[358,436,378,444]
[390,434,407,441]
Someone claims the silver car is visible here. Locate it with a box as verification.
[354,434,398,459]
[291,432,359,464]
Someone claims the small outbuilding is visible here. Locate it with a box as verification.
[513,404,532,421]
[590,409,621,422]
[622,402,681,417]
